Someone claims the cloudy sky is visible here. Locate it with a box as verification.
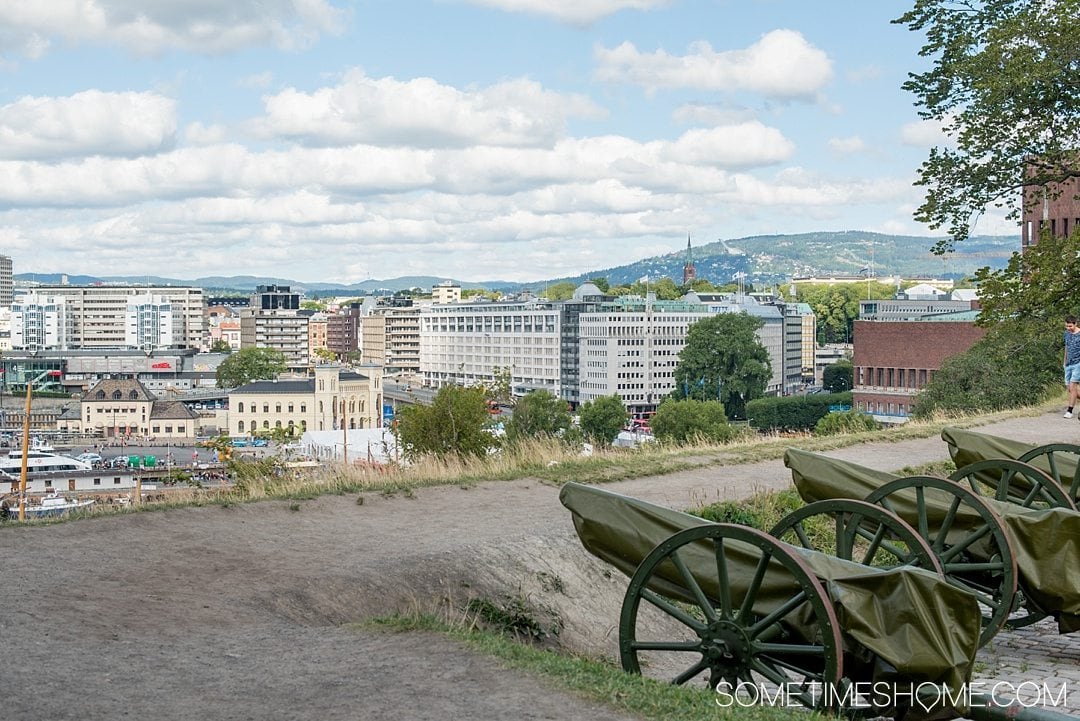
[0,0,1011,284]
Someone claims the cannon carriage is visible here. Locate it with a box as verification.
[560,482,983,719]
[785,448,1080,642]
[943,427,1080,503]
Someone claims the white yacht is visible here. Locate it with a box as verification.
[0,450,93,476]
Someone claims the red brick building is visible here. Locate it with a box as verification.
[852,318,986,421]
[1022,175,1080,249]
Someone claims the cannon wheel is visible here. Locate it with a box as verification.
[948,459,1075,511]
[1017,443,1080,501]
[863,476,1020,647]
[619,523,844,712]
[769,498,944,575]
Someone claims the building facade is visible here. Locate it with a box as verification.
[327,303,363,360]
[125,294,174,351]
[431,281,462,304]
[239,308,309,368]
[0,254,12,308]
[364,305,422,377]
[852,316,986,422]
[27,284,205,349]
[10,293,70,351]
[62,378,199,439]
[420,299,563,395]
[1022,174,1080,248]
[227,365,383,436]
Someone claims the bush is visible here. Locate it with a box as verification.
[578,395,627,447]
[650,399,739,444]
[396,385,498,460]
[746,392,852,432]
[505,390,571,442]
[822,360,853,392]
[814,409,880,436]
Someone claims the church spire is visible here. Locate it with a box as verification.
[682,233,696,285]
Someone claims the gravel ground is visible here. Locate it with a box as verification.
[3,410,1080,720]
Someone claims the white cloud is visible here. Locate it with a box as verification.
[184,122,228,146]
[827,136,868,155]
[0,90,176,160]
[459,0,669,25]
[0,0,348,58]
[672,102,757,126]
[900,116,954,148]
[593,30,832,99]
[251,69,606,148]
[666,123,795,168]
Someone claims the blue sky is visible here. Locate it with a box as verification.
[0,0,1012,284]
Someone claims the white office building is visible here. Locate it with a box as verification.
[125,294,174,351]
[420,299,562,395]
[10,294,71,351]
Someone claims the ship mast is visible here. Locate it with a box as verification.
[17,381,31,521]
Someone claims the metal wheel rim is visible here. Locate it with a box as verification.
[769,498,944,576]
[949,459,1075,511]
[619,523,843,712]
[864,475,1018,648]
[1017,444,1080,501]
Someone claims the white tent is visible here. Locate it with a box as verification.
[299,428,398,464]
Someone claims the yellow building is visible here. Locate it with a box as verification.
[227,365,383,437]
[58,378,199,439]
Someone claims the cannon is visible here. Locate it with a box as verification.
[943,427,1080,503]
[785,449,1080,643]
[560,482,985,719]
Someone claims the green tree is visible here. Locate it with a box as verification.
[799,283,895,344]
[687,279,717,293]
[822,360,853,393]
[215,347,288,388]
[543,281,577,301]
[973,229,1080,327]
[912,319,1061,418]
[578,395,627,447]
[673,313,771,420]
[301,300,326,311]
[896,0,1080,251]
[312,348,338,363]
[650,399,737,444]
[505,390,571,441]
[589,277,610,293]
[209,339,233,353]
[395,385,498,460]
[484,366,515,407]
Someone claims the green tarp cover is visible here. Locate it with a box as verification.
[785,448,1080,632]
[942,426,1078,492]
[559,482,979,698]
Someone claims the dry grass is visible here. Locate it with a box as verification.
[4,398,1058,522]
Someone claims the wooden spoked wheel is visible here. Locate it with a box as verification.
[1016,444,1080,502]
[769,498,943,576]
[949,459,1075,511]
[619,524,844,712]
[864,476,1021,647]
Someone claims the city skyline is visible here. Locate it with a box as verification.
[0,1,1015,283]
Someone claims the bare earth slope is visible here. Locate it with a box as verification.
[3,413,1075,720]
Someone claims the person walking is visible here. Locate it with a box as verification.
[1064,315,1080,418]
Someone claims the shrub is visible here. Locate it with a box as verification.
[650,398,739,444]
[578,395,628,447]
[814,409,880,436]
[746,392,852,432]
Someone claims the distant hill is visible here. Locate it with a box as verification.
[15,231,1017,294]
[544,231,1016,288]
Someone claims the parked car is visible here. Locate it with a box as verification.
[230,438,248,448]
[251,438,269,447]
[76,453,104,465]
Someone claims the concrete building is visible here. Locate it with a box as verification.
[431,281,461,304]
[420,298,563,395]
[227,364,383,437]
[239,308,309,369]
[26,284,205,349]
[210,320,241,351]
[364,305,422,377]
[10,293,71,351]
[0,254,11,308]
[125,294,174,351]
[794,303,817,380]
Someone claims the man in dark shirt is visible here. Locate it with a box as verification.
[1064,316,1080,418]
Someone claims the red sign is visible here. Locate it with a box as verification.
[151,362,172,369]
[47,370,62,377]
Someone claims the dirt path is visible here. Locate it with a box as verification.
[3,412,1077,720]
